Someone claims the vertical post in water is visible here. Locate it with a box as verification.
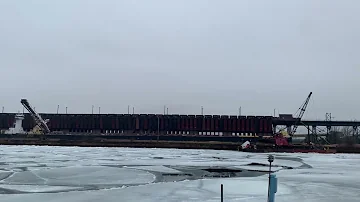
[66,107,68,114]
[166,107,169,115]
[128,105,130,114]
[132,107,135,114]
[267,155,274,202]
[57,105,59,114]
[221,184,223,202]
[1,106,4,113]
[268,174,278,202]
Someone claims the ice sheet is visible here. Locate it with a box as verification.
[0,145,359,202]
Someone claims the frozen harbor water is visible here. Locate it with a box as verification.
[0,145,359,202]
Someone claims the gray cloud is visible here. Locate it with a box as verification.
[0,0,359,122]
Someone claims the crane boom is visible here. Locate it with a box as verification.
[291,92,312,135]
[20,99,50,134]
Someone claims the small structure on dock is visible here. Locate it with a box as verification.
[4,113,25,134]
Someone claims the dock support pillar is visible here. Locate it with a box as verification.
[286,125,291,135]
[307,126,310,144]
[273,125,277,133]
[311,125,317,143]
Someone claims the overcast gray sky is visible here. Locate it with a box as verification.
[0,0,359,121]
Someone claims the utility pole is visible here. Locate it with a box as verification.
[325,113,334,135]
[325,113,333,122]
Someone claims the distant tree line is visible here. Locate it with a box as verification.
[326,126,359,145]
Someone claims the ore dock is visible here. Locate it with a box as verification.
[0,94,359,153]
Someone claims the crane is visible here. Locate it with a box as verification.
[291,92,312,135]
[20,99,50,134]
